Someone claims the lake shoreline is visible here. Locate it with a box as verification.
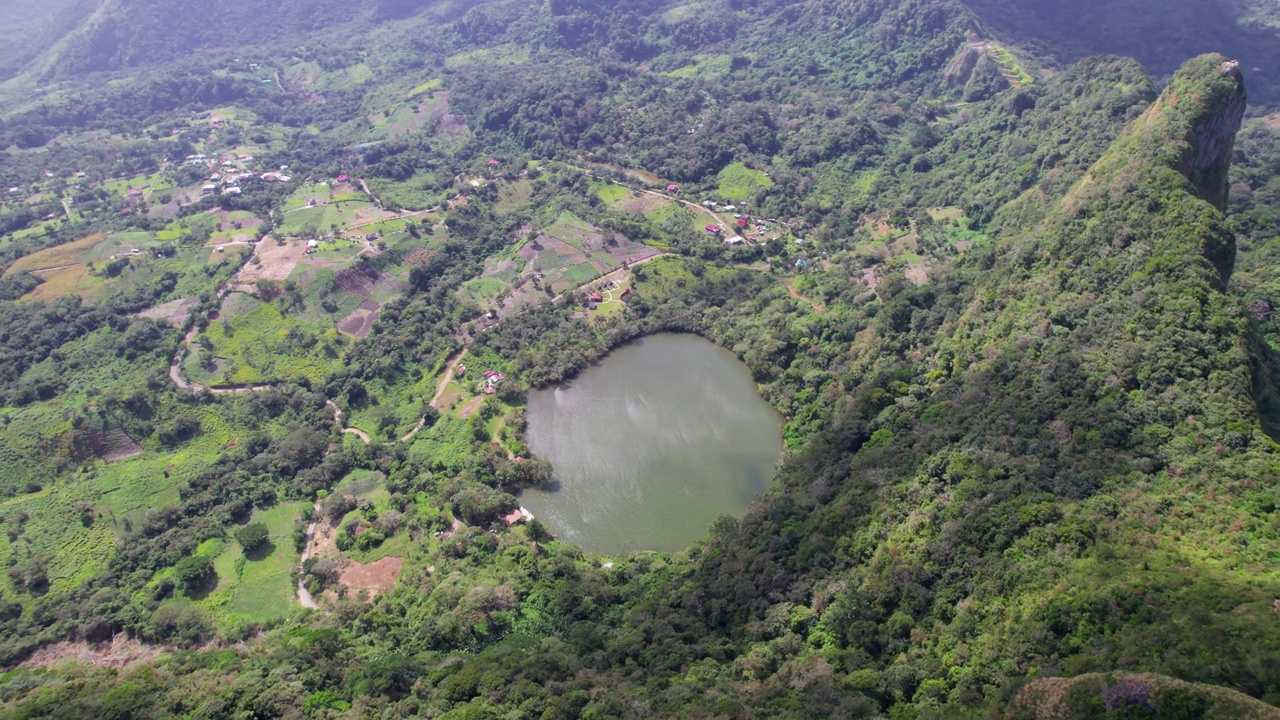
[522,333,784,554]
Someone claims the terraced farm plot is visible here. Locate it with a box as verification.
[7,232,239,303]
[465,212,658,314]
[208,209,263,243]
[283,184,335,211]
[368,172,439,211]
[19,264,102,302]
[6,233,148,274]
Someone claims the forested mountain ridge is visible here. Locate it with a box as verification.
[9,0,1280,107]
[961,0,1280,103]
[636,53,1280,713]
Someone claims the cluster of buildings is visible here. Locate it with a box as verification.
[193,154,292,196]
[481,370,505,395]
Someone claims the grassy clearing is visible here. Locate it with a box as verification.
[329,478,412,564]
[445,43,530,69]
[20,265,101,301]
[281,183,342,212]
[715,162,773,202]
[495,179,533,214]
[202,500,309,625]
[927,206,963,223]
[459,276,509,306]
[647,201,706,234]
[0,395,248,611]
[369,173,439,211]
[406,78,443,99]
[277,201,371,237]
[595,182,627,204]
[5,233,107,274]
[287,265,368,326]
[664,54,736,79]
[944,216,993,248]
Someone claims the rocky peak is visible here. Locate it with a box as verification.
[1168,54,1247,212]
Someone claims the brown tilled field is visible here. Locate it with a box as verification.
[83,429,143,462]
[337,556,402,598]
[138,296,199,326]
[333,263,384,297]
[234,239,306,285]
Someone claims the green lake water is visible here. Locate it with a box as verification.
[522,333,783,554]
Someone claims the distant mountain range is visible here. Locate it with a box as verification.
[7,0,1279,105]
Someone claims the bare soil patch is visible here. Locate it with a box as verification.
[604,233,659,265]
[338,556,402,597]
[1264,112,1280,129]
[209,209,262,234]
[458,395,485,419]
[482,257,517,278]
[138,296,198,327]
[84,429,143,462]
[311,519,339,559]
[234,239,306,285]
[438,114,469,137]
[905,265,930,285]
[419,91,451,121]
[336,300,381,338]
[617,192,672,218]
[516,238,544,264]
[21,634,168,670]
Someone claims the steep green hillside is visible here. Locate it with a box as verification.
[963,0,1280,106]
[0,0,85,81]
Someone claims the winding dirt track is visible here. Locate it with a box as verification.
[296,502,323,609]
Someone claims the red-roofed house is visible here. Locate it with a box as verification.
[705,224,722,235]
[666,184,679,192]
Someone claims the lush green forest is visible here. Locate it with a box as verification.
[0,0,1278,718]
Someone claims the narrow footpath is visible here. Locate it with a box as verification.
[296,501,323,609]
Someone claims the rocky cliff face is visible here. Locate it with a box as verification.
[1179,59,1247,212]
